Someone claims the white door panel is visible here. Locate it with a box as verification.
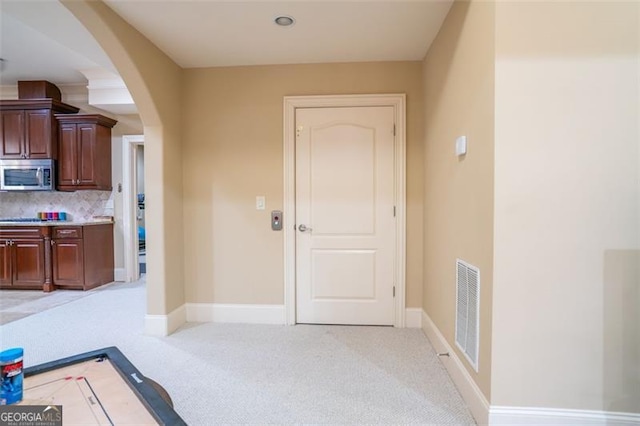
[311,250,376,299]
[310,124,376,235]
[296,106,395,325]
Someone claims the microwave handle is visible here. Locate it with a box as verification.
[36,167,43,187]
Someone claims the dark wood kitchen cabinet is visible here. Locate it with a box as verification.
[0,227,53,291]
[52,226,83,288]
[52,224,114,290]
[0,100,79,159]
[0,239,11,286]
[55,114,117,191]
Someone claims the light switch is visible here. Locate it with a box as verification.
[256,196,266,210]
[456,136,467,156]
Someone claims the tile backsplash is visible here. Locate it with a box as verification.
[0,191,114,221]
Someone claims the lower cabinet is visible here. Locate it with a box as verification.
[51,233,84,288]
[12,239,46,287]
[0,227,50,291]
[52,224,114,290]
[0,239,11,286]
[0,223,113,292]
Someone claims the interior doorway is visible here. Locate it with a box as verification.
[283,94,407,327]
[136,146,146,274]
[123,134,145,282]
[295,106,396,325]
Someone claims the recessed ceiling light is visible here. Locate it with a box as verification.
[274,15,295,27]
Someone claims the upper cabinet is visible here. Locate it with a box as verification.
[0,81,118,192]
[0,100,79,160]
[55,114,117,191]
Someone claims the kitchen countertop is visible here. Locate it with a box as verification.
[0,220,114,227]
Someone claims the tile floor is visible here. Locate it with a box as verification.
[0,284,115,325]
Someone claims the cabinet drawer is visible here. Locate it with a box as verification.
[53,227,83,239]
[0,227,47,239]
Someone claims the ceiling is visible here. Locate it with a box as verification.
[0,0,452,90]
[103,1,453,68]
[0,1,117,85]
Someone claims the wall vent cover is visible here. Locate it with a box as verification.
[455,258,480,371]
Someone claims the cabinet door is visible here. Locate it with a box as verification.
[0,110,25,159]
[52,239,84,288]
[58,123,77,188]
[12,239,45,287]
[0,240,12,286]
[24,109,53,158]
[78,124,97,187]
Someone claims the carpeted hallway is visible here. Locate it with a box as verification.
[0,279,475,425]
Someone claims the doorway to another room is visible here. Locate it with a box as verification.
[136,146,146,274]
[294,106,396,325]
[123,135,145,282]
[283,94,407,327]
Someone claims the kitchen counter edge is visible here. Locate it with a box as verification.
[0,220,114,227]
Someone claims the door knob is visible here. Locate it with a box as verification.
[298,224,312,233]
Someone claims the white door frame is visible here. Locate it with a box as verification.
[283,94,407,327]
[122,134,144,282]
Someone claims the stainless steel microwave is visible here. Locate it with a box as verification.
[0,159,55,191]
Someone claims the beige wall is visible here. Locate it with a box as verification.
[493,1,639,412]
[422,0,495,400]
[63,0,185,316]
[182,62,424,306]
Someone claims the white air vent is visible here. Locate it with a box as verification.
[455,259,480,371]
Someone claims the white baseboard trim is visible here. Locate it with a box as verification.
[114,268,125,282]
[421,310,490,424]
[184,304,418,327]
[420,310,640,425]
[405,308,422,328]
[489,406,640,425]
[186,303,285,325]
[144,304,186,336]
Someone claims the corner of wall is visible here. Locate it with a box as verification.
[144,304,186,336]
[421,0,495,405]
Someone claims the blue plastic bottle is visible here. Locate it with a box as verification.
[0,348,24,405]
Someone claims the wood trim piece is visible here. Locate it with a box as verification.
[55,113,117,128]
[489,407,640,425]
[0,99,79,114]
[43,227,54,292]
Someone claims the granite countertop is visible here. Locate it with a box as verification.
[0,219,114,227]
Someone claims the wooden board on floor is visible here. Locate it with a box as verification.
[18,347,186,425]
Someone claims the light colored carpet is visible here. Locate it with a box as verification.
[0,279,476,425]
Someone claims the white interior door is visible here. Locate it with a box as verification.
[295,106,396,325]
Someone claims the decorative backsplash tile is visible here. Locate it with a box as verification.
[0,191,114,221]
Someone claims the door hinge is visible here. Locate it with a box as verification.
[393,286,396,297]
[393,206,396,217]
[393,124,396,136]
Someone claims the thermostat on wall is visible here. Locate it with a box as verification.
[456,136,467,157]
